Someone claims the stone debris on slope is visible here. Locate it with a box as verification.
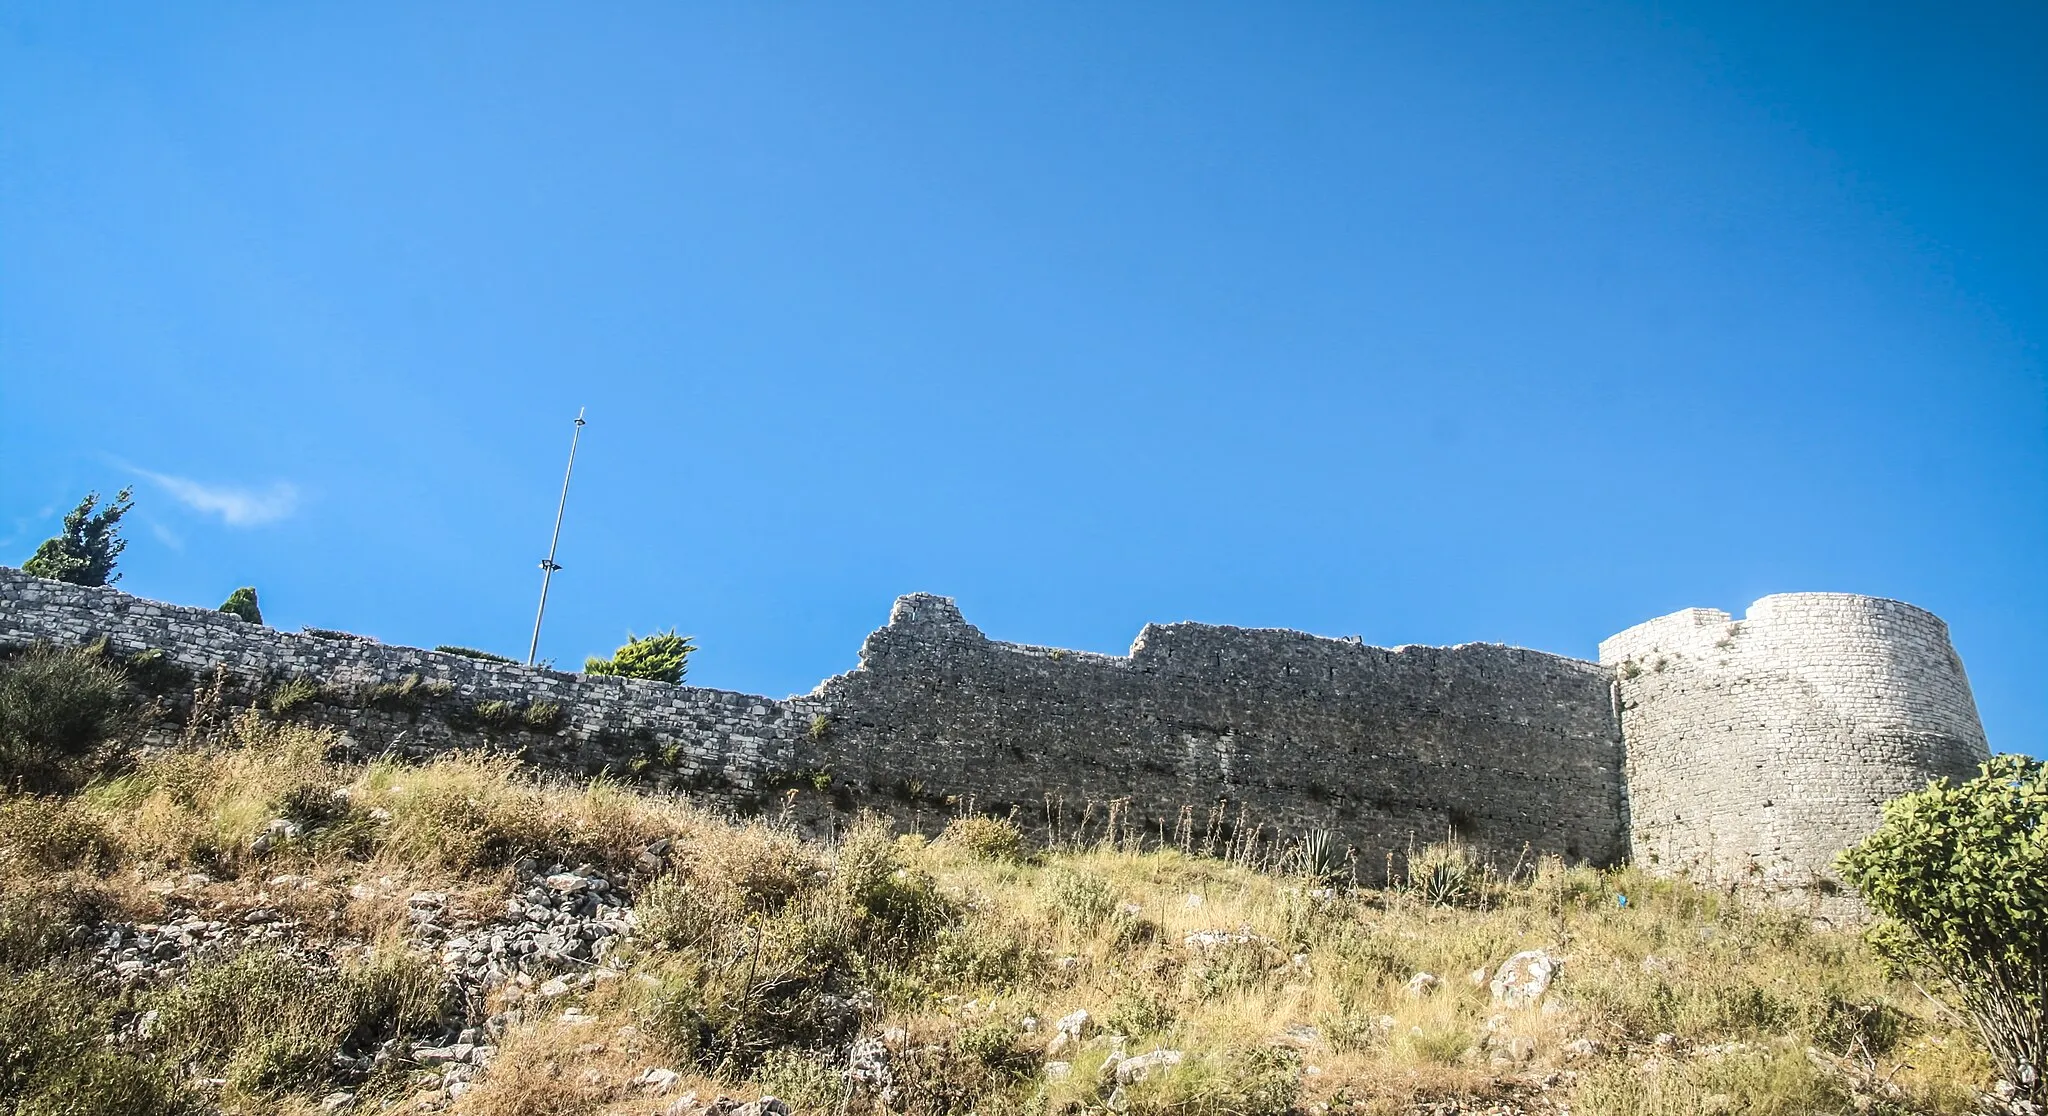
[419,858,637,1004]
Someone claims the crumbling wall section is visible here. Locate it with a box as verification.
[804,594,1629,870]
[1600,592,1988,906]
[0,567,808,798]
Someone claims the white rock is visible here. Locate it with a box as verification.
[1183,928,1271,950]
[1115,1049,1184,1083]
[1405,972,1441,998]
[1043,1061,1073,1081]
[318,1092,356,1113]
[637,1067,682,1093]
[1564,1037,1606,1059]
[1489,950,1557,1008]
[1056,1009,1091,1038]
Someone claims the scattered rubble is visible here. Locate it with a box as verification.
[1183,927,1275,950]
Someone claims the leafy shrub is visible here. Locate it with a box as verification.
[435,645,515,663]
[21,488,133,587]
[265,676,321,715]
[1838,754,2047,1107]
[921,922,1043,991]
[521,700,564,732]
[1105,988,1177,1037]
[585,629,696,684]
[941,814,1026,863]
[1044,866,1120,931]
[0,643,134,790]
[470,698,519,730]
[218,586,263,624]
[358,673,451,711]
[833,820,959,955]
[121,648,192,697]
[1808,995,1910,1059]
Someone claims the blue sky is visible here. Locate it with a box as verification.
[2,3,2042,754]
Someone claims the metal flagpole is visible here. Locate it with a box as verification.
[528,407,586,666]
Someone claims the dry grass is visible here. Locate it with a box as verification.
[0,714,2003,1115]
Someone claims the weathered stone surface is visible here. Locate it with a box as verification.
[806,592,1628,870]
[1488,950,1557,1008]
[0,568,1992,901]
[1601,593,1988,913]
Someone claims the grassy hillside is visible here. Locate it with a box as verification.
[0,650,1997,1115]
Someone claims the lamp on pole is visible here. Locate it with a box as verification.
[528,408,586,666]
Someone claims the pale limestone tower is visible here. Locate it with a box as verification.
[1602,593,1988,911]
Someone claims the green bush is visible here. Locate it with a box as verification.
[470,698,520,730]
[585,629,696,684]
[1044,866,1120,931]
[357,673,452,711]
[1838,754,2047,1108]
[521,700,565,732]
[0,643,135,791]
[218,586,263,625]
[20,488,133,587]
[941,814,1027,863]
[266,676,321,715]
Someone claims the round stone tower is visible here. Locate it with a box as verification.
[1601,593,1988,910]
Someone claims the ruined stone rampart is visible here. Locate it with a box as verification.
[806,594,1627,870]
[1601,593,1989,903]
[0,568,815,796]
[0,566,1993,897]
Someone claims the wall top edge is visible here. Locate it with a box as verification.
[877,591,1606,672]
[1598,591,1951,664]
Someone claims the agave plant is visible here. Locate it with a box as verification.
[1296,827,1345,884]
[1406,841,1479,908]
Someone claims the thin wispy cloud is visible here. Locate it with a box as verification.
[135,469,299,527]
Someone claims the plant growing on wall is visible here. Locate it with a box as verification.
[585,630,695,685]
[1838,754,2047,1112]
[218,587,263,625]
[22,489,134,587]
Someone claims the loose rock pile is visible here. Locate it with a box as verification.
[410,859,637,1007]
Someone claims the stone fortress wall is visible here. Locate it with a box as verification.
[1600,593,1989,897]
[0,566,1993,898]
